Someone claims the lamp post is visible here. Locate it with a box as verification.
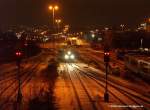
[48,5,59,28]
[55,19,62,33]
[49,5,59,49]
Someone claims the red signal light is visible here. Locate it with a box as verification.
[24,43,28,46]
[104,52,110,56]
[16,51,22,56]
[104,52,110,62]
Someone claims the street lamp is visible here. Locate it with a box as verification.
[55,19,62,33]
[55,19,61,24]
[48,5,59,28]
[48,5,59,49]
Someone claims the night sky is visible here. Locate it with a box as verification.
[0,0,150,29]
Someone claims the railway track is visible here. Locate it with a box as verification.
[70,64,133,110]
[0,50,56,110]
[77,51,149,97]
[0,63,32,85]
[0,63,39,97]
[64,63,98,110]
[79,49,150,85]
[88,69,150,99]
[72,64,150,110]
[0,62,41,110]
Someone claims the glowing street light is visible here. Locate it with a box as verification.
[55,19,62,33]
[54,5,59,10]
[55,19,61,23]
[48,5,59,27]
[48,5,59,49]
[49,5,59,11]
[49,6,53,10]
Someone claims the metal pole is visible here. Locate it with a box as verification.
[106,62,108,92]
[104,62,109,102]
[52,9,55,28]
[17,61,22,110]
[57,23,59,34]
[52,9,55,49]
[140,38,143,49]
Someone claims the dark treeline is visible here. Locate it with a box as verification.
[0,31,41,63]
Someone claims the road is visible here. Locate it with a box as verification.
[0,45,150,110]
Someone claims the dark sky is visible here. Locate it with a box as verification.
[0,0,150,29]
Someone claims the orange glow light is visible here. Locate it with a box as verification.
[54,5,59,10]
[49,6,53,10]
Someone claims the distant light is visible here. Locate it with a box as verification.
[65,55,69,59]
[54,5,59,10]
[104,52,110,56]
[70,54,75,59]
[55,19,61,23]
[16,33,21,39]
[120,24,125,27]
[16,51,22,56]
[49,6,53,10]
[71,37,77,40]
[90,30,94,33]
[24,43,28,46]
[148,18,150,22]
[91,34,95,38]
[105,27,109,31]
[65,25,69,28]
[140,23,146,27]
[67,51,71,55]
[137,27,142,30]
[144,48,149,51]
[80,32,83,35]
[95,29,99,32]
[98,38,102,41]
[49,5,59,10]
[45,38,49,41]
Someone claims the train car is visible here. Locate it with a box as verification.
[124,54,150,80]
[116,49,141,60]
[57,49,77,62]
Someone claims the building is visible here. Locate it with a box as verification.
[146,18,150,32]
[141,18,150,32]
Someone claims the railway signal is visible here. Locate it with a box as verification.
[104,52,110,62]
[15,50,23,67]
[16,51,22,56]
[15,50,23,109]
[104,51,110,102]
